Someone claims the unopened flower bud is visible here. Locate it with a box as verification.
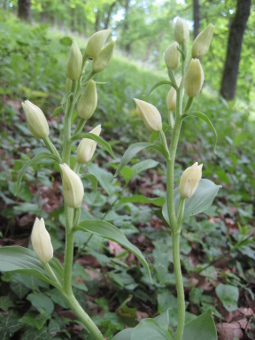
[179,162,203,199]
[66,41,82,80]
[174,18,189,44]
[31,218,53,264]
[166,79,182,111]
[85,29,112,58]
[192,24,214,58]
[134,98,162,132]
[92,42,114,73]
[77,125,101,164]
[21,100,49,139]
[60,163,84,208]
[165,42,180,70]
[184,59,204,97]
[77,80,97,120]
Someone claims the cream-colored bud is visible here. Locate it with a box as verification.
[174,18,189,44]
[134,98,162,132]
[31,218,53,264]
[92,42,114,73]
[184,59,204,97]
[179,162,203,199]
[60,163,84,208]
[166,79,182,111]
[66,41,82,80]
[21,100,49,139]
[192,24,214,58]
[85,29,112,58]
[77,80,97,120]
[165,42,180,70]
[77,125,101,164]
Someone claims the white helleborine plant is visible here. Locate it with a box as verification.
[85,29,112,59]
[66,41,82,80]
[165,42,180,70]
[192,24,214,58]
[134,98,162,132]
[22,100,49,139]
[77,80,98,120]
[174,18,189,44]
[179,162,203,199]
[92,42,115,73]
[31,218,53,264]
[184,59,204,97]
[60,164,84,208]
[77,125,101,164]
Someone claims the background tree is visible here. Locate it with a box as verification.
[220,0,251,100]
[193,0,200,38]
[18,0,31,22]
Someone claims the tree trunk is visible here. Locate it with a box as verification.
[123,0,131,56]
[220,0,251,100]
[95,11,101,31]
[193,0,200,39]
[104,1,118,29]
[18,0,31,22]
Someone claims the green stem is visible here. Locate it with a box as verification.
[183,97,194,114]
[173,230,185,340]
[74,119,86,135]
[65,292,103,340]
[176,198,185,228]
[43,136,62,162]
[63,205,74,295]
[44,263,62,290]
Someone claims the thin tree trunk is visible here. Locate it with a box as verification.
[104,1,118,29]
[123,0,131,56]
[193,0,200,39]
[18,0,31,22]
[220,0,251,100]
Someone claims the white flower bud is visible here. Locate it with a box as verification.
[134,99,162,132]
[184,59,204,97]
[31,218,53,264]
[77,125,101,164]
[66,41,82,80]
[179,162,203,199]
[174,18,189,44]
[21,100,49,139]
[165,42,180,70]
[85,29,112,58]
[60,163,84,208]
[92,42,114,73]
[77,80,97,120]
[192,24,214,58]
[166,79,183,111]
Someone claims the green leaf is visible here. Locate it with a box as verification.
[0,310,23,339]
[112,328,133,340]
[51,106,63,118]
[144,80,176,96]
[74,220,151,280]
[27,293,54,316]
[115,142,167,177]
[131,319,171,340]
[131,159,159,176]
[22,327,51,340]
[182,111,218,153]
[182,309,217,340]
[19,311,50,330]
[118,195,165,207]
[216,284,239,312]
[71,133,115,159]
[81,173,98,192]
[162,179,221,224]
[16,153,59,196]
[0,296,15,312]
[88,163,114,196]
[0,246,55,286]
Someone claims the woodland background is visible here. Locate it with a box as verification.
[0,0,255,339]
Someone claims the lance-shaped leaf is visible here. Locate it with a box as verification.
[16,152,60,196]
[144,80,177,97]
[115,142,168,177]
[182,111,218,152]
[80,174,98,192]
[162,179,221,225]
[51,106,63,118]
[118,195,165,207]
[0,246,63,286]
[71,133,115,159]
[74,220,151,280]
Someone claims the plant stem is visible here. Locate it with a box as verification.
[74,119,86,135]
[63,205,74,295]
[65,292,104,340]
[172,230,185,340]
[43,136,62,162]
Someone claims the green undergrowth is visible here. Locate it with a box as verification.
[0,13,254,339]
